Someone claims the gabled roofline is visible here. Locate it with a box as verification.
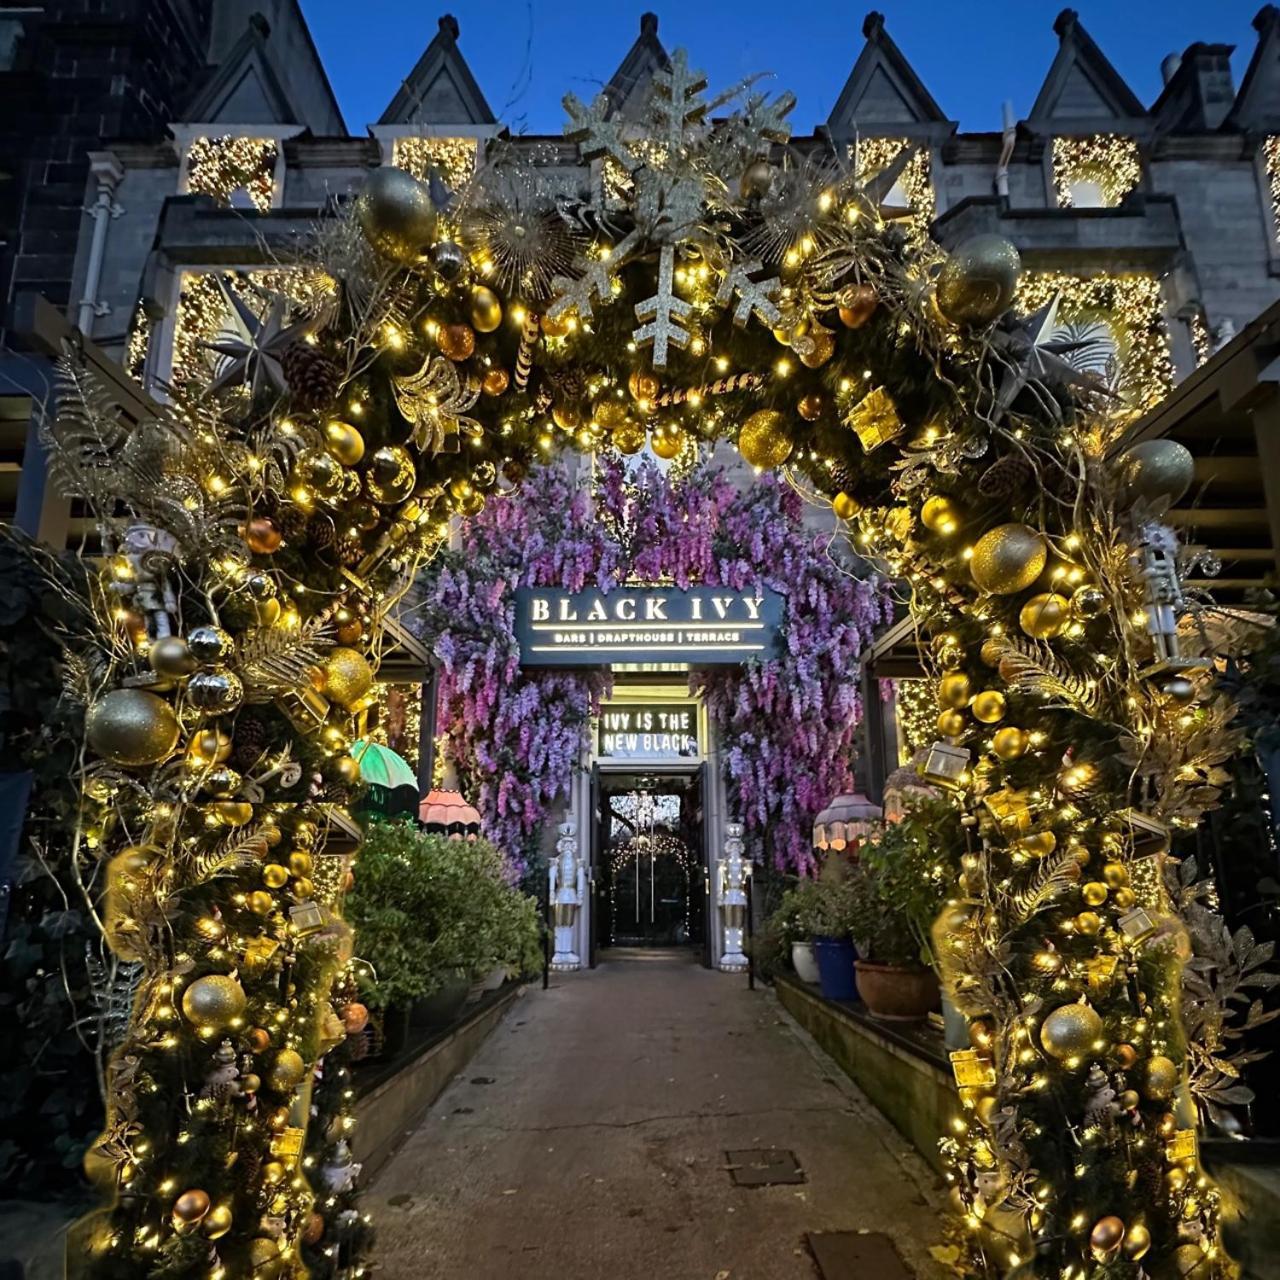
[378,14,496,127]
[603,12,670,118]
[1226,4,1280,131]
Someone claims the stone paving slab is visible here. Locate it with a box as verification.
[365,950,946,1280]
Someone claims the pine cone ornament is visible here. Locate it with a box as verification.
[308,518,336,551]
[232,714,269,769]
[550,368,587,402]
[281,342,341,410]
[829,461,857,494]
[275,506,309,543]
[978,453,1034,500]
[337,534,365,568]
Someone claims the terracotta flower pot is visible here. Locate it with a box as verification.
[854,961,940,1021]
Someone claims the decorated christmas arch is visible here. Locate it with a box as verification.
[38,46,1247,1280]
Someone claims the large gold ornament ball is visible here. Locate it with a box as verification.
[87,689,180,767]
[738,410,792,470]
[212,800,253,827]
[1090,1216,1126,1258]
[1118,439,1195,513]
[1121,1224,1152,1261]
[470,286,503,332]
[628,369,660,402]
[937,671,972,709]
[323,646,375,708]
[613,423,646,455]
[244,515,283,555]
[186,670,244,714]
[248,889,274,915]
[992,726,1029,761]
[355,166,437,266]
[971,690,1007,724]
[149,635,197,680]
[594,399,629,431]
[181,974,246,1030]
[335,754,362,785]
[262,863,289,890]
[268,1047,307,1091]
[935,709,965,737]
[324,420,365,467]
[1017,830,1057,858]
[832,492,860,520]
[365,445,416,505]
[934,234,1021,327]
[798,329,835,368]
[173,1188,211,1225]
[1082,881,1109,907]
[970,523,1047,595]
[650,430,683,460]
[201,1204,233,1240]
[1040,1002,1104,1061]
[1076,910,1102,935]
[1019,592,1071,640]
[438,322,476,363]
[920,495,960,535]
[1140,1054,1179,1102]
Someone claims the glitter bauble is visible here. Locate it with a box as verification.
[737,410,792,470]
[971,690,1007,724]
[187,625,235,665]
[181,975,246,1030]
[86,689,180,767]
[149,635,197,679]
[323,420,365,467]
[920,495,960,535]
[837,283,878,329]
[355,166,437,266]
[799,328,835,368]
[1019,592,1070,639]
[1117,438,1195,513]
[323,646,375,709]
[970,523,1047,595]
[268,1047,306,1091]
[1139,1055,1179,1102]
[429,239,466,281]
[797,392,824,421]
[937,672,972,709]
[613,423,646,455]
[832,492,860,520]
[934,234,1021,327]
[482,367,510,396]
[1039,1002,1104,1061]
[552,401,581,431]
[992,726,1029,761]
[187,670,244,715]
[628,369,660,402]
[470,286,503,333]
[365,445,416,505]
[438,322,476,362]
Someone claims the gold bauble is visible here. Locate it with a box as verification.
[262,1160,286,1185]
[341,1002,370,1034]
[1076,910,1102,935]
[552,401,581,431]
[181,975,246,1030]
[248,1027,272,1053]
[798,329,835,368]
[979,637,1005,668]
[650,430,683,460]
[365,445,416,505]
[1140,1055,1179,1102]
[738,410,792,470]
[289,850,314,877]
[249,889,274,915]
[934,234,1021,327]
[1114,1042,1139,1069]
[1117,439,1195,513]
[837,283,877,329]
[920,495,960,535]
[739,159,775,199]
[188,729,232,768]
[1117,1089,1140,1111]
[323,646,374,709]
[87,689,180,767]
[1172,1243,1209,1276]
[335,755,362,784]
[628,369,660,402]
[438,322,476,363]
[172,1188,210,1231]
[248,1237,281,1268]
[294,875,315,899]
[470,286,502,332]
[201,1204,232,1240]
[212,800,253,827]
[1016,830,1057,858]
[1040,1002,1104,1060]
[540,310,571,338]
[937,671,972,709]
[298,448,342,496]
[149,636,197,679]
[244,516,283,554]
[936,709,966,737]
[482,367,510,396]
[970,523,1047,595]
[797,392,824,421]
[268,1048,306,1091]
[612,423,646,455]
[1166,1166,1188,1193]
[262,863,289,890]
[1090,1216,1126,1258]
[1019,592,1070,639]
[1082,881,1109,907]
[832,492,860,520]
[594,399,629,431]
[992,726,1029,761]
[355,166,436,265]
[1122,1224,1151,1261]
[324,420,365,467]
[1113,886,1137,910]
[971,690,1006,724]
[1102,862,1129,888]
[186,669,244,714]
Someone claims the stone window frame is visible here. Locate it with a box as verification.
[1047,133,1144,210]
[369,123,499,186]
[171,124,305,212]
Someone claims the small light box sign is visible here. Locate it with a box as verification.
[513,585,782,667]
[598,704,699,760]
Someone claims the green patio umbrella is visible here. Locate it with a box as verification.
[350,739,417,790]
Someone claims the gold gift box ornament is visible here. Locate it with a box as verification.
[1166,1128,1197,1164]
[845,386,903,452]
[270,1126,306,1163]
[983,787,1032,837]
[950,1048,997,1089]
[922,740,971,789]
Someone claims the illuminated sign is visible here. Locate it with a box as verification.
[513,585,782,666]
[597,703,699,760]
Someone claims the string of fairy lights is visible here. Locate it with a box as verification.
[185,135,278,212]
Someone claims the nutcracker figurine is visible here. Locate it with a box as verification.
[717,821,750,972]
[549,822,585,971]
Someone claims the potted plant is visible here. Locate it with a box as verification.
[797,877,859,1001]
[768,879,824,983]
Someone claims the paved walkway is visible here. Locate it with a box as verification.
[365,950,945,1280]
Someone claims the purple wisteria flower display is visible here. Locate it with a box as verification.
[413,456,886,874]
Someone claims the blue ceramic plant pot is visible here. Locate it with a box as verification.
[812,935,858,1001]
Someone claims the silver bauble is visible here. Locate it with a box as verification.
[430,240,466,282]
[187,625,235,665]
[935,234,1022,327]
[355,166,437,266]
[186,669,245,714]
[1117,438,1195,513]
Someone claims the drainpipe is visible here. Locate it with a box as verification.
[995,101,1016,206]
[77,152,125,336]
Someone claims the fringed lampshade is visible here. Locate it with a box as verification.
[418,788,482,839]
[812,792,883,851]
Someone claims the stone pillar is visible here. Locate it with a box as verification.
[717,820,749,972]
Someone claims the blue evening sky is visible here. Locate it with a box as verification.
[302,0,1263,136]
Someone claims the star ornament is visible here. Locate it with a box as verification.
[204,279,321,397]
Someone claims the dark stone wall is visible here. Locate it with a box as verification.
[0,0,212,340]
